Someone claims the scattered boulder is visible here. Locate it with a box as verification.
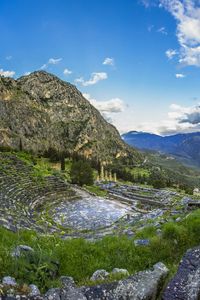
[122,229,135,237]
[181,196,191,205]
[175,217,181,222]
[83,262,169,300]
[154,222,161,228]
[90,269,109,281]
[134,239,150,246]
[60,287,87,300]
[0,262,169,299]
[156,229,162,236]
[111,268,129,276]
[11,245,34,258]
[59,276,76,290]
[44,288,61,300]
[2,276,17,287]
[162,246,200,300]
[44,279,86,300]
[29,284,40,297]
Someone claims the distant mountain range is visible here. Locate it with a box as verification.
[122,131,200,168]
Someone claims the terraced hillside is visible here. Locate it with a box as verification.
[0,151,136,239]
[1,150,199,243]
[0,152,76,233]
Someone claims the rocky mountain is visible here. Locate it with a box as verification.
[122,131,200,167]
[0,71,141,163]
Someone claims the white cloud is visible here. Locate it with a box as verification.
[147,25,154,32]
[75,72,107,86]
[103,57,115,66]
[5,56,12,60]
[158,103,200,134]
[140,0,151,8]
[161,0,200,67]
[41,57,62,69]
[24,72,31,76]
[83,93,124,124]
[140,0,159,8]
[83,93,124,113]
[48,58,62,64]
[175,73,186,78]
[63,68,72,75]
[166,49,178,59]
[157,26,168,35]
[91,98,124,113]
[0,69,15,77]
[119,102,200,135]
[178,105,200,124]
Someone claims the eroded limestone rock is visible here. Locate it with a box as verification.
[111,268,130,276]
[84,262,169,300]
[11,245,34,258]
[29,284,41,297]
[2,276,17,287]
[162,246,200,300]
[90,269,109,281]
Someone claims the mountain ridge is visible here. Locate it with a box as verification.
[122,130,200,167]
[0,71,141,164]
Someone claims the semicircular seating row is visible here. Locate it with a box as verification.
[0,153,75,233]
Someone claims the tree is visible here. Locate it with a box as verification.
[148,167,167,189]
[60,153,65,171]
[70,160,94,186]
[45,147,60,162]
[19,138,23,151]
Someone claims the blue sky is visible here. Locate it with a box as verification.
[1,0,200,135]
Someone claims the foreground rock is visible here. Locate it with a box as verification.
[111,268,129,276]
[2,276,17,287]
[29,284,41,297]
[1,263,168,299]
[134,239,150,246]
[90,269,109,281]
[162,246,200,300]
[83,262,168,299]
[11,245,34,258]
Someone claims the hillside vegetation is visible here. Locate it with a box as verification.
[0,209,200,292]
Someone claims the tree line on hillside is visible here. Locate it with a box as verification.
[1,144,197,192]
[43,147,199,192]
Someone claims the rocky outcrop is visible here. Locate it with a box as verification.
[11,245,34,258]
[162,246,200,300]
[0,263,169,300]
[90,270,109,281]
[0,71,141,163]
[83,262,168,300]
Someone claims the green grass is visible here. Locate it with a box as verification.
[0,209,200,292]
[84,185,108,197]
[126,167,150,177]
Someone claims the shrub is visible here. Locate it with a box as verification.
[70,160,94,186]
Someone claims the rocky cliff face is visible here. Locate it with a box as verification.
[0,71,140,163]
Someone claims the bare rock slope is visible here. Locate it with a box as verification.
[0,71,141,163]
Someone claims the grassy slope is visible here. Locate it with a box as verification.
[0,209,200,292]
[145,151,200,187]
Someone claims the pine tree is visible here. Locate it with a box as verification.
[70,160,94,186]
